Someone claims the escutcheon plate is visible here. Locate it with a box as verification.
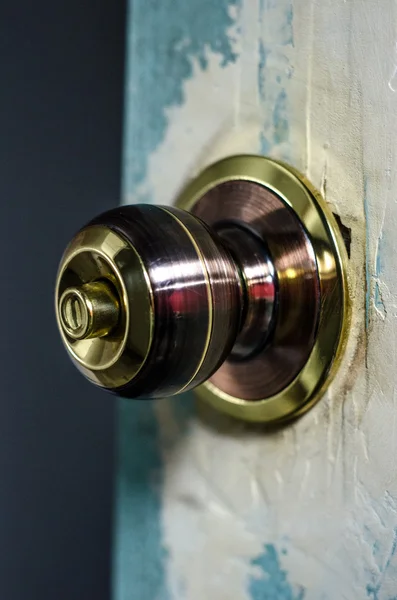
[176,155,349,424]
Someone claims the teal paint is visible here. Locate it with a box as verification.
[375,235,385,277]
[257,3,293,157]
[374,283,386,316]
[122,0,240,202]
[169,392,196,430]
[249,545,305,600]
[363,179,387,322]
[258,0,268,156]
[113,394,195,600]
[258,39,270,155]
[284,5,294,47]
[363,178,371,330]
[374,233,386,315]
[366,527,397,599]
[257,39,269,101]
[273,89,288,145]
[116,1,240,597]
[113,399,170,600]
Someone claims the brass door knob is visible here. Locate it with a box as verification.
[55,155,348,423]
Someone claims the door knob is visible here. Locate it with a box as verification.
[55,155,348,423]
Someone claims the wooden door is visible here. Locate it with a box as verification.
[114,2,397,598]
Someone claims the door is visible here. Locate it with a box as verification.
[114,2,397,598]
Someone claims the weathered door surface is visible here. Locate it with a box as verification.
[114,2,397,598]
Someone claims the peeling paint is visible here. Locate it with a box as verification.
[273,89,288,145]
[364,178,371,331]
[374,283,387,319]
[122,0,240,202]
[366,528,397,599]
[364,187,390,323]
[249,545,305,600]
[113,399,170,600]
[257,1,293,158]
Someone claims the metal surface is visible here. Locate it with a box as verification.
[215,223,276,361]
[191,180,320,401]
[55,224,154,388]
[177,155,348,422]
[55,155,347,423]
[56,205,243,398]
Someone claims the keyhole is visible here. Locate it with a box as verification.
[59,290,89,339]
[58,281,120,341]
[63,294,84,331]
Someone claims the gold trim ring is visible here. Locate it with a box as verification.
[55,225,154,389]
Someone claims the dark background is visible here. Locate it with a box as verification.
[0,1,126,598]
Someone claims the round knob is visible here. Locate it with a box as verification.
[56,204,269,398]
[55,155,347,423]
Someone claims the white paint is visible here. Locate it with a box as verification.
[125,10,244,208]
[124,0,397,598]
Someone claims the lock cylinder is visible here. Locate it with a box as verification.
[55,155,348,423]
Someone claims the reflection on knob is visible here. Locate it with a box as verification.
[56,204,276,398]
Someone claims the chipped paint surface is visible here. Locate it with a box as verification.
[122,0,240,204]
[249,545,305,600]
[115,1,397,598]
